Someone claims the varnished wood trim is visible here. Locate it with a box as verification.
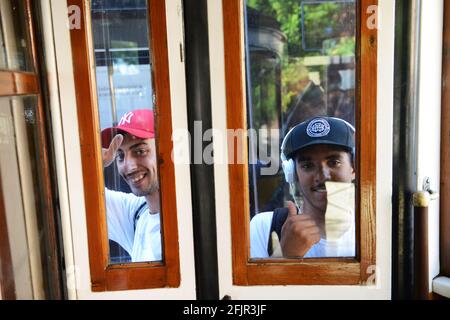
[148,0,180,288]
[224,0,377,286]
[0,171,16,300]
[440,0,450,277]
[358,0,377,283]
[246,262,361,285]
[68,0,109,291]
[0,72,39,96]
[413,205,429,299]
[223,0,250,285]
[68,0,180,291]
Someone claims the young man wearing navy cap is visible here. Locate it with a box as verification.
[250,116,356,258]
[101,109,161,262]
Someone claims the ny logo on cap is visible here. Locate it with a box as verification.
[306,118,331,138]
[119,112,135,126]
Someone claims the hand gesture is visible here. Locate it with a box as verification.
[102,134,123,168]
[280,201,321,258]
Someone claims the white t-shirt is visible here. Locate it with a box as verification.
[250,211,355,258]
[105,189,162,262]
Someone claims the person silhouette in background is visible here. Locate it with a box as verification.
[282,61,326,137]
[325,68,355,126]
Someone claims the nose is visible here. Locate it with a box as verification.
[315,165,331,183]
[122,154,138,174]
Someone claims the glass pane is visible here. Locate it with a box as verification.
[0,96,45,299]
[0,0,34,71]
[247,0,356,259]
[91,0,163,264]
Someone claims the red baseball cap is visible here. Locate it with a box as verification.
[101,109,155,148]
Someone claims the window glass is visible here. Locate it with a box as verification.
[0,0,33,71]
[246,0,356,259]
[0,95,44,299]
[91,0,163,265]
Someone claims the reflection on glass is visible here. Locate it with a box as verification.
[246,0,356,259]
[91,0,163,264]
[0,96,45,299]
[0,0,33,71]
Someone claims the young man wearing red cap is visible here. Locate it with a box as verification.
[250,117,356,259]
[101,109,161,262]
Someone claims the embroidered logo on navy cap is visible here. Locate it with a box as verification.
[306,118,331,137]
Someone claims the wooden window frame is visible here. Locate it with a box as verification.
[0,0,60,298]
[224,0,377,286]
[68,0,180,291]
[440,0,450,278]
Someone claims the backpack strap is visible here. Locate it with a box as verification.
[267,207,289,256]
[133,202,148,231]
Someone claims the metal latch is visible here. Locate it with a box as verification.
[423,177,439,201]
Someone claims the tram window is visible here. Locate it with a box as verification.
[0,0,34,72]
[69,0,180,291]
[224,0,376,285]
[91,0,163,265]
[246,1,357,261]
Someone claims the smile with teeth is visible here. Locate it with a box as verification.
[127,172,147,184]
[312,185,327,193]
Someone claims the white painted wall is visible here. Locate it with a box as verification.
[416,0,444,288]
[46,0,196,299]
[209,0,394,299]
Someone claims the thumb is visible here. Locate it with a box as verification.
[286,200,298,216]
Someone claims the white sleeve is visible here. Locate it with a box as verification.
[250,212,274,258]
[105,189,142,255]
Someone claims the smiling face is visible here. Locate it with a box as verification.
[295,144,355,215]
[116,134,159,197]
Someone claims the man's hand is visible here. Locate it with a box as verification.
[280,201,321,258]
[102,134,123,167]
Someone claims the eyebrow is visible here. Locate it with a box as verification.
[119,142,149,151]
[130,142,149,150]
[296,153,344,162]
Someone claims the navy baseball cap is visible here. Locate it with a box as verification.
[282,116,355,159]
